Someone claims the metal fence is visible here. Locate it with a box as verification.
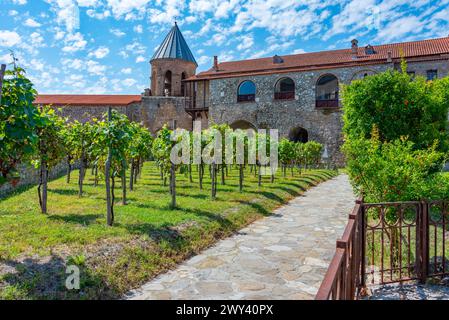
[316,198,449,300]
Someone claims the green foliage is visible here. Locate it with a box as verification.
[342,67,449,152]
[0,67,42,184]
[343,135,449,202]
[65,120,94,164]
[278,139,296,166]
[342,65,449,202]
[151,125,174,174]
[128,122,153,162]
[302,141,324,166]
[32,106,66,169]
[92,111,134,177]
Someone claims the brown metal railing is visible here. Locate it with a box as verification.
[237,94,256,102]
[316,199,449,300]
[316,99,339,109]
[274,91,295,100]
[316,197,364,300]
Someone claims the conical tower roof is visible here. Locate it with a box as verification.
[151,23,197,65]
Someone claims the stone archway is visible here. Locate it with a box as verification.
[289,127,309,143]
[230,120,257,131]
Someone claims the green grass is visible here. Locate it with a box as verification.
[0,162,337,299]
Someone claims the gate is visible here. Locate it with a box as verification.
[316,199,449,300]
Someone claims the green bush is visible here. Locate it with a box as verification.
[342,64,449,202]
[342,68,449,152]
[344,130,449,202]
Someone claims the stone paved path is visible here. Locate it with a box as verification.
[126,174,355,300]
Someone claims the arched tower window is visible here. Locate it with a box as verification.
[181,72,187,96]
[164,70,172,96]
[237,80,256,102]
[316,74,339,108]
[275,77,295,100]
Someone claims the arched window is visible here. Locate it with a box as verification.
[181,72,187,96]
[237,81,256,102]
[316,74,339,108]
[275,77,295,100]
[164,70,172,96]
[289,127,309,143]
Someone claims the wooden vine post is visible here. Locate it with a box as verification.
[0,64,6,104]
[106,107,113,226]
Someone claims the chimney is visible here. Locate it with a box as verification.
[387,51,392,63]
[213,56,218,71]
[351,39,358,59]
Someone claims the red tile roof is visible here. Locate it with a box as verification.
[190,37,449,80]
[34,95,142,106]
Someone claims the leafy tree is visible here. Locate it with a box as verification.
[32,106,66,213]
[93,111,133,220]
[0,66,42,186]
[128,123,152,191]
[209,123,231,185]
[66,121,94,197]
[342,66,449,152]
[344,126,448,202]
[278,139,296,176]
[303,141,323,168]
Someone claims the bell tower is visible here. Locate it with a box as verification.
[150,22,197,97]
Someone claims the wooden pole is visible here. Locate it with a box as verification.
[106,107,113,226]
[0,64,6,105]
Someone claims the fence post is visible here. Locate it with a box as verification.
[420,201,429,284]
[359,198,366,292]
[0,64,6,105]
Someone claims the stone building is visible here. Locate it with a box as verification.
[34,24,449,165]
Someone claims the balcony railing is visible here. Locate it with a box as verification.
[237,94,256,103]
[274,91,295,100]
[316,99,339,109]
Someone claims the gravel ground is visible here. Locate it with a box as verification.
[366,280,449,300]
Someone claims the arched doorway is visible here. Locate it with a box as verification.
[230,120,257,131]
[164,70,172,96]
[289,127,309,143]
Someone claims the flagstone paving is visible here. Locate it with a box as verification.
[126,174,355,300]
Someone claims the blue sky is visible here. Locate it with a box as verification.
[1,0,448,94]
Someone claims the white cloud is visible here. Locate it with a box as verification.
[123,78,138,86]
[88,46,110,59]
[86,9,111,20]
[106,0,151,19]
[236,34,254,51]
[110,28,126,37]
[0,30,22,47]
[62,32,87,53]
[134,25,143,33]
[196,55,210,66]
[135,56,146,63]
[24,18,41,27]
[121,67,132,74]
[12,0,27,4]
[86,60,107,75]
